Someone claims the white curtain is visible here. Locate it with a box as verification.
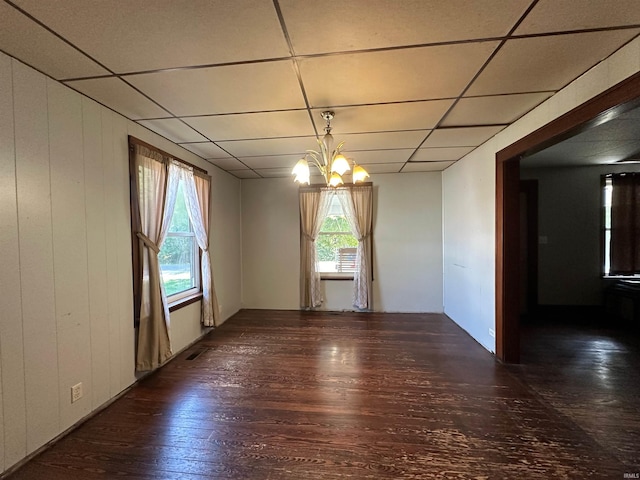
[299,188,332,308]
[134,146,179,371]
[179,164,220,326]
[337,185,373,309]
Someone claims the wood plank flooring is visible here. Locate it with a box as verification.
[4,310,633,479]
[512,317,640,470]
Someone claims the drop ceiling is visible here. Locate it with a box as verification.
[1,0,639,180]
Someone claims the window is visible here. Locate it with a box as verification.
[159,179,200,300]
[602,173,640,277]
[603,176,613,276]
[317,194,358,277]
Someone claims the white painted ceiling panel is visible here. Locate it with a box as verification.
[126,61,306,116]
[403,161,455,172]
[239,154,307,170]
[65,77,170,119]
[2,1,638,180]
[412,147,475,162]
[179,142,231,159]
[138,118,207,143]
[422,126,505,148]
[12,0,290,72]
[443,92,554,126]
[183,110,315,141]
[342,149,415,165]
[0,2,108,80]
[515,0,640,35]
[300,42,500,107]
[280,0,530,55]
[217,136,315,157]
[338,131,428,152]
[311,100,455,134]
[467,30,640,96]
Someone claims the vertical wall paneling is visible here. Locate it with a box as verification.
[100,107,122,397]
[115,117,135,387]
[12,61,60,453]
[0,56,242,474]
[0,53,25,471]
[82,98,111,408]
[47,80,93,429]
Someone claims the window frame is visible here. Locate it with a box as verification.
[317,194,358,280]
[298,183,374,282]
[128,136,205,320]
[160,191,201,303]
[601,172,640,279]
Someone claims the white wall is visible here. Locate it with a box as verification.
[0,54,242,473]
[521,164,640,306]
[443,36,640,353]
[241,173,443,313]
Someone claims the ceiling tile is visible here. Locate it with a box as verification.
[357,163,403,174]
[300,42,499,107]
[217,136,315,157]
[442,92,554,126]
[137,119,207,143]
[280,0,530,55]
[183,110,315,141]
[422,126,505,148]
[65,77,170,119]
[127,61,306,116]
[311,100,454,134]
[343,149,415,165]
[412,147,475,162]
[403,161,455,172]
[229,169,261,179]
[254,167,295,178]
[467,30,640,96]
[12,0,290,72]
[239,154,304,170]
[0,2,109,80]
[204,158,249,170]
[516,0,640,35]
[179,142,231,159]
[338,131,428,151]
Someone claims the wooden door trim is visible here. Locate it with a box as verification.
[495,71,640,363]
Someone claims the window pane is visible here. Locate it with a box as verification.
[159,235,197,297]
[159,179,199,298]
[317,196,357,273]
[169,181,190,233]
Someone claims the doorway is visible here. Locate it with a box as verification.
[495,71,640,364]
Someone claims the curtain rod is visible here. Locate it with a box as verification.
[128,135,209,176]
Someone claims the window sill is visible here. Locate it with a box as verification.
[168,292,203,312]
[321,274,354,281]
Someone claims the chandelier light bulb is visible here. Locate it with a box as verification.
[292,111,370,187]
[331,153,350,175]
[328,172,344,187]
[352,163,370,183]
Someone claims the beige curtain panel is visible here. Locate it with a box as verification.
[338,185,374,309]
[299,188,332,308]
[181,166,220,327]
[133,145,178,371]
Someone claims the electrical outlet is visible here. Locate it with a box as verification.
[71,382,83,403]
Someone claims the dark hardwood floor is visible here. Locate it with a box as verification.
[5,310,636,479]
[512,314,640,470]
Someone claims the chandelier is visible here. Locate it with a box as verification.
[291,111,370,187]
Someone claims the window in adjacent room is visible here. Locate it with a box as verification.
[602,173,640,277]
[159,179,200,300]
[317,194,358,278]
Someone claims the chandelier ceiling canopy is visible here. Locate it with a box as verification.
[292,111,370,187]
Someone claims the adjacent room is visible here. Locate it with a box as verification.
[1,1,640,478]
